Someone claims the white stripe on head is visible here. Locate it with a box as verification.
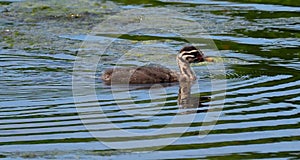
[180,50,199,54]
[182,54,195,60]
[179,49,200,60]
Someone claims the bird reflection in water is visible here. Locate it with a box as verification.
[177,81,211,113]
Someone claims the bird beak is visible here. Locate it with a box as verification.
[204,56,214,62]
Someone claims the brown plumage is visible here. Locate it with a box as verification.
[101,46,208,84]
[102,64,178,84]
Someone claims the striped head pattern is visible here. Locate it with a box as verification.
[178,46,205,63]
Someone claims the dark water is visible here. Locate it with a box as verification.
[0,0,300,159]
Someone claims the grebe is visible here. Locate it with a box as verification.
[101,46,211,84]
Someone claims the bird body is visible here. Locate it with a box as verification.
[101,46,208,84]
[101,64,178,84]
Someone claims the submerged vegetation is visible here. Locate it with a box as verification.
[0,0,119,52]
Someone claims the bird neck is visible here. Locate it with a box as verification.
[176,56,196,81]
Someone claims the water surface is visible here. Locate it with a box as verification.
[0,0,299,159]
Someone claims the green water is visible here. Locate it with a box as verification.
[0,0,299,159]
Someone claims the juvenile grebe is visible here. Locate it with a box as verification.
[101,46,211,84]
